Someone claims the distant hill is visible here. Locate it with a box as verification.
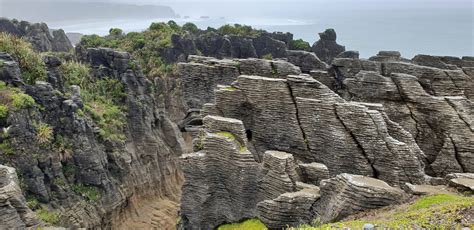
[0,1,177,23]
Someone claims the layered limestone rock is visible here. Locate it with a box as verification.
[331,56,474,177]
[177,56,301,130]
[206,74,427,185]
[311,29,345,63]
[287,50,328,73]
[0,48,185,228]
[163,31,296,63]
[312,174,408,223]
[446,173,474,191]
[0,165,40,228]
[180,115,260,229]
[0,18,73,52]
[257,187,320,229]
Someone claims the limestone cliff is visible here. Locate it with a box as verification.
[0,47,184,228]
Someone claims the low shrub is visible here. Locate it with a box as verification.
[0,32,47,84]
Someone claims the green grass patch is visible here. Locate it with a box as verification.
[216,131,248,152]
[262,54,273,60]
[72,184,101,202]
[218,218,267,230]
[0,104,8,121]
[0,32,47,84]
[11,92,36,109]
[295,194,474,229]
[34,122,53,145]
[36,205,60,225]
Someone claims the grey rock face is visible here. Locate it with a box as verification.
[332,57,474,177]
[287,50,328,72]
[311,29,345,63]
[0,52,23,86]
[312,174,407,223]
[1,48,185,228]
[206,74,427,185]
[257,188,320,229]
[446,173,474,191]
[180,115,261,229]
[177,56,300,120]
[0,18,73,52]
[0,165,41,228]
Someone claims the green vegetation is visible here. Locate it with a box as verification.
[109,28,123,37]
[289,39,311,51]
[0,141,13,155]
[0,82,36,112]
[216,131,248,152]
[262,54,273,60]
[26,197,40,210]
[0,105,8,121]
[217,24,263,37]
[59,61,90,88]
[0,32,47,84]
[182,22,199,34]
[36,205,60,225]
[294,194,474,229]
[11,92,36,109]
[81,77,126,142]
[34,122,54,145]
[60,61,127,142]
[223,85,238,91]
[218,219,267,230]
[72,184,101,202]
[78,21,265,80]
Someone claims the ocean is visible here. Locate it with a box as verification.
[45,0,473,59]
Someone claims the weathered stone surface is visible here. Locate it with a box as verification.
[257,187,320,229]
[412,54,459,70]
[312,174,407,223]
[0,165,40,228]
[369,51,403,62]
[0,18,73,52]
[180,115,260,230]
[1,48,185,228]
[287,50,328,72]
[298,162,330,186]
[402,183,453,195]
[446,173,474,191]
[0,52,23,86]
[259,151,300,200]
[336,50,360,59]
[204,74,428,186]
[331,57,474,177]
[311,29,345,63]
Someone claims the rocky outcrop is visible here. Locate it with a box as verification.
[311,29,345,64]
[0,52,23,86]
[331,56,474,177]
[312,174,407,223]
[205,74,427,185]
[177,56,301,129]
[0,18,73,52]
[257,186,320,229]
[446,173,474,191]
[0,47,185,228]
[287,50,328,73]
[0,165,41,228]
[179,115,260,229]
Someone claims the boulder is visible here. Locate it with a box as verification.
[311,29,345,63]
[257,188,320,229]
[287,50,328,72]
[312,174,408,223]
[446,173,474,191]
[0,165,40,228]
